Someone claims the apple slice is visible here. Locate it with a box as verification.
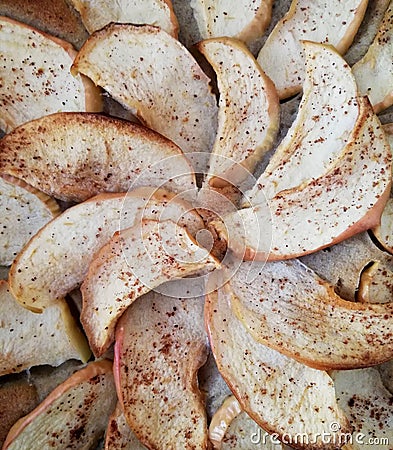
[70,0,178,37]
[0,16,101,133]
[114,292,209,449]
[352,1,393,113]
[0,174,60,265]
[205,280,351,448]
[81,219,220,356]
[0,112,196,202]
[0,280,90,376]
[72,23,218,172]
[226,259,393,370]
[197,38,280,188]
[190,0,273,46]
[256,0,368,98]
[3,360,117,449]
[9,187,204,312]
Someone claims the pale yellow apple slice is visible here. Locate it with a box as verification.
[352,1,393,113]
[114,292,209,449]
[72,23,218,172]
[0,174,60,265]
[70,0,179,37]
[197,38,280,188]
[81,219,220,356]
[332,368,393,449]
[257,0,368,98]
[190,0,273,45]
[357,259,393,304]
[0,280,90,376]
[209,395,241,449]
[205,281,351,447]
[0,112,196,202]
[0,16,101,133]
[3,360,117,449]
[227,259,393,370]
[9,187,204,312]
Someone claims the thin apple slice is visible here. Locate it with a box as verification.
[70,0,178,37]
[352,1,393,113]
[357,259,393,304]
[82,219,219,356]
[0,16,101,133]
[197,38,280,188]
[190,0,273,46]
[9,187,204,312]
[226,259,393,370]
[205,280,351,448]
[0,280,90,376]
[72,23,218,172]
[3,360,117,449]
[0,112,196,202]
[256,0,368,98]
[332,368,393,449]
[114,292,209,449]
[0,174,60,265]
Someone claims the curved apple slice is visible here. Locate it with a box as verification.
[209,396,242,449]
[82,219,219,356]
[352,1,393,113]
[0,280,90,376]
[9,187,204,312]
[0,16,101,133]
[72,23,218,172]
[0,112,196,202]
[3,360,117,449]
[70,0,178,37]
[197,38,280,188]
[256,0,368,98]
[357,259,393,304]
[205,280,351,448]
[0,175,60,265]
[114,292,209,449]
[227,259,393,370]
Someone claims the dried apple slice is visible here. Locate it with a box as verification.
[114,292,209,449]
[0,16,101,133]
[197,38,280,188]
[226,259,393,370]
[0,174,60,265]
[352,1,393,113]
[70,0,178,37]
[257,0,368,98]
[205,280,351,448]
[0,112,196,202]
[0,280,90,376]
[81,219,219,356]
[9,187,204,312]
[72,23,218,171]
[3,360,117,449]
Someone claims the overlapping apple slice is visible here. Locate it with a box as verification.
[9,187,204,312]
[114,292,209,449]
[72,23,218,172]
[82,218,219,356]
[0,174,60,265]
[352,1,393,113]
[213,42,391,261]
[3,360,117,449]
[205,278,351,448]
[0,16,101,133]
[0,112,196,202]
[256,0,368,98]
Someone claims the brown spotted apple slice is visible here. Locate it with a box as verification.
[205,278,351,448]
[114,292,209,449]
[9,187,204,312]
[81,218,219,356]
[226,259,393,370]
[3,360,117,449]
[72,23,218,172]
